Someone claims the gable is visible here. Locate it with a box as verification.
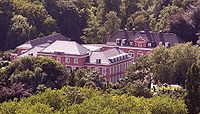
[134,36,147,43]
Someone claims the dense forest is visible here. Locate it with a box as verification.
[0,0,200,51]
[0,0,200,113]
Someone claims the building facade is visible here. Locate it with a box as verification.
[105,29,182,59]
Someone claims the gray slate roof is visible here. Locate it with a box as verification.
[15,33,71,57]
[41,40,90,55]
[30,33,71,46]
[19,46,47,57]
[17,33,71,50]
[89,48,130,65]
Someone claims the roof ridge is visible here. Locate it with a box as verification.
[107,30,121,42]
[74,41,90,54]
[29,33,61,42]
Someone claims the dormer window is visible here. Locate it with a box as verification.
[28,52,33,56]
[116,38,121,46]
[159,42,163,46]
[128,50,134,57]
[121,39,127,46]
[165,42,170,48]
[129,41,134,46]
[147,42,152,47]
[96,58,101,64]
[21,50,27,54]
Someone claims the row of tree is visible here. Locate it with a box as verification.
[0,86,187,114]
[0,0,200,51]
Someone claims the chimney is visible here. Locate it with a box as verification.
[124,28,129,40]
[144,18,150,32]
[132,27,136,34]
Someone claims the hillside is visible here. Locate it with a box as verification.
[0,0,199,51]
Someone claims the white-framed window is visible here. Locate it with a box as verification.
[109,77,112,82]
[110,67,113,75]
[124,63,127,70]
[115,65,117,74]
[57,57,61,62]
[112,76,115,83]
[95,67,99,73]
[122,63,125,71]
[138,43,143,48]
[146,52,152,56]
[102,68,107,75]
[120,64,123,72]
[74,58,78,64]
[117,64,120,72]
[129,41,134,46]
[66,57,70,63]
[137,51,144,58]
[113,66,115,74]
[128,50,135,57]
[147,42,152,47]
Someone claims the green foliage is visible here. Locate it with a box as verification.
[44,0,83,43]
[11,0,58,36]
[120,81,152,98]
[104,11,121,36]
[127,43,199,86]
[2,56,69,91]
[0,0,14,51]
[0,86,188,114]
[6,15,36,49]
[185,64,200,114]
[1,0,200,50]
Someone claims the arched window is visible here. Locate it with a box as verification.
[128,50,135,57]
[146,51,152,56]
[137,51,144,58]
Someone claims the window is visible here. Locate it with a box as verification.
[117,64,120,72]
[159,42,163,46]
[102,68,107,75]
[128,50,134,57]
[57,57,61,62]
[113,66,115,74]
[115,65,117,74]
[147,42,152,47]
[137,51,144,58]
[95,67,99,73]
[112,76,115,83]
[146,52,152,56]
[109,77,112,82]
[122,63,125,71]
[138,43,143,48]
[74,58,78,64]
[165,42,170,48]
[66,57,70,63]
[129,41,134,46]
[124,63,127,70]
[110,67,114,75]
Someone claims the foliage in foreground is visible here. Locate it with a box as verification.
[0,86,187,114]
